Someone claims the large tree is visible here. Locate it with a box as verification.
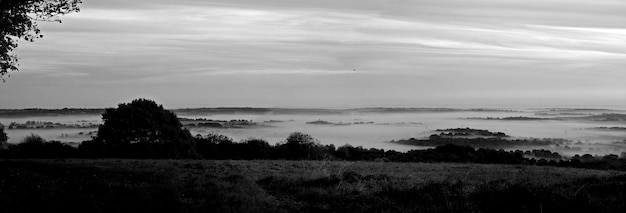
[83,99,199,158]
[1,0,82,80]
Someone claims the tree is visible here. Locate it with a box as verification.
[282,132,329,160]
[242,138,272,159]
[1,0,82,79]
[0,122,8,149]
[84,98,199,158]
[194,133,233,159]
[2,134,78,158]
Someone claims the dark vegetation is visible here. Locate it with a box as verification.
[0,108,103,117]
[500,116,544,120]
[573,113,626,122]
[468,116,546,120]
[1,159,625,213]
[306,119,336,125]
[0,122,7,148]
[2,128,626,172]
[1,134,77,158]
[2,99,626,172]
[546,113,626,123]
[306,119,374,125]
[393,133,564,149]
[180,118,265,128]
[173,107,508,116]
[469,113,626,123]
[436,128,507,137]
[2,99,626,211]
[175,107,458,115]
[80,99,199,159]
[6,120,99,129]
[175,107,346,115]
[591,126,626,131]
[1,0,82,79]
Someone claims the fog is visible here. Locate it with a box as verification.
[3,108,626,156]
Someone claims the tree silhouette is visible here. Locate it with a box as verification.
[194,133,234,159]
[0,122,7,148]
[8,134,77,158]
[1,0,82,80]
[85,98,199,158]
[282,132,330,160]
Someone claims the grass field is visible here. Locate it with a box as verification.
[1,159,625,212]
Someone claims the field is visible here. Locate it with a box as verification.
[1,159,625,212]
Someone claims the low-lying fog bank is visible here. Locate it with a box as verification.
[2,108,626,156]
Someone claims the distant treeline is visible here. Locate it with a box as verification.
[0,108,104,117]
[2,132,626,172]
[467,116,546,120]
[0,107,511,117]
[467,113,626,123]
[392,128,572,149]
[393,135,565,149]
[2,99,625,172]
[6,121,99,129]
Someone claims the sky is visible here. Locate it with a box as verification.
[1,0,625,109]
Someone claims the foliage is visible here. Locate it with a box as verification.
[436,127,508,137]
[395,134,560,148]
[194,133,234,159]
[2,107,626,171]
[1,159,625,213]
[279,132,334,160]
[242,138,273,159]
[0,160,180,212]
[3,134,78,158]
[0,122,7,148]
[194,134,277,160]
[82,98,199,158]
[21,133,45,144]
[4,129,626,171]
[1,0,81,79]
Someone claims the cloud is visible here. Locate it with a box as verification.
[2,0,625,108]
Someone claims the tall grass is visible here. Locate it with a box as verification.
[1,159,624,212]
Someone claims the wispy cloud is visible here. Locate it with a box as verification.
[2,0,625,108]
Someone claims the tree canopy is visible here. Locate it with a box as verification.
[0,122,8,146]
[282,132,332,160]
[82,98,199,158]
[1,0,82,79]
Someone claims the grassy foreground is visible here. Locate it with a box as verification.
[1,159,625,213]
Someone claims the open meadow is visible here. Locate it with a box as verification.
[1,159,625,212]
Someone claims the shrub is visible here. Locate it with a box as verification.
[10,134,78,158]
[195,133,234,159]
[240,138,272,159]
[280,132,330,160]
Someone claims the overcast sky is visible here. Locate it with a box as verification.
[1,0,625,109]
